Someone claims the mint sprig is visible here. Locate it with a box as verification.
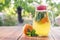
[35,12,46,22]
[26,29,38,37]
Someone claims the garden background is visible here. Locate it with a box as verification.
[0,0,60,26]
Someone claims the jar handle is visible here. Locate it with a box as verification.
[48,10,55,26]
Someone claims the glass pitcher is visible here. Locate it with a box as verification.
[33,5,51,36]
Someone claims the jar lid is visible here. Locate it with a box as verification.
[37,5,47,10]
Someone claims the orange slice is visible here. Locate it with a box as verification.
[23,24,33,35]
[41,17,48,23]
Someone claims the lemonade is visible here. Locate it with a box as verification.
[33,20,50,36]
[33,5,51,36]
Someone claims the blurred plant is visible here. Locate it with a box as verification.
[14,0,38,17]
[0,17,3,26]
[0,14,17,26]
[4,14,18,26]
[0,0,60,18]
[0,0,11,11]
[46,0,60,17]
[0,7,17,26]
[3,7,17,26]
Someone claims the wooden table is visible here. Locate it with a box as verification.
[0,27,60,40]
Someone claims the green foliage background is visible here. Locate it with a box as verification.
[0,0,60,17]
[0,0,60,26]
[0,0,11,11]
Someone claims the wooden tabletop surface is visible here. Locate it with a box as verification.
[0,27,60,40]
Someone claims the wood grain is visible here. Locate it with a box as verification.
[0,27,22,40]
[19,34,50,40]
[0,27,60,40]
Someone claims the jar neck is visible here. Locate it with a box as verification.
[36,10,47,12]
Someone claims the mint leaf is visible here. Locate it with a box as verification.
[35,12,46,22]
[26,29,38,37]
